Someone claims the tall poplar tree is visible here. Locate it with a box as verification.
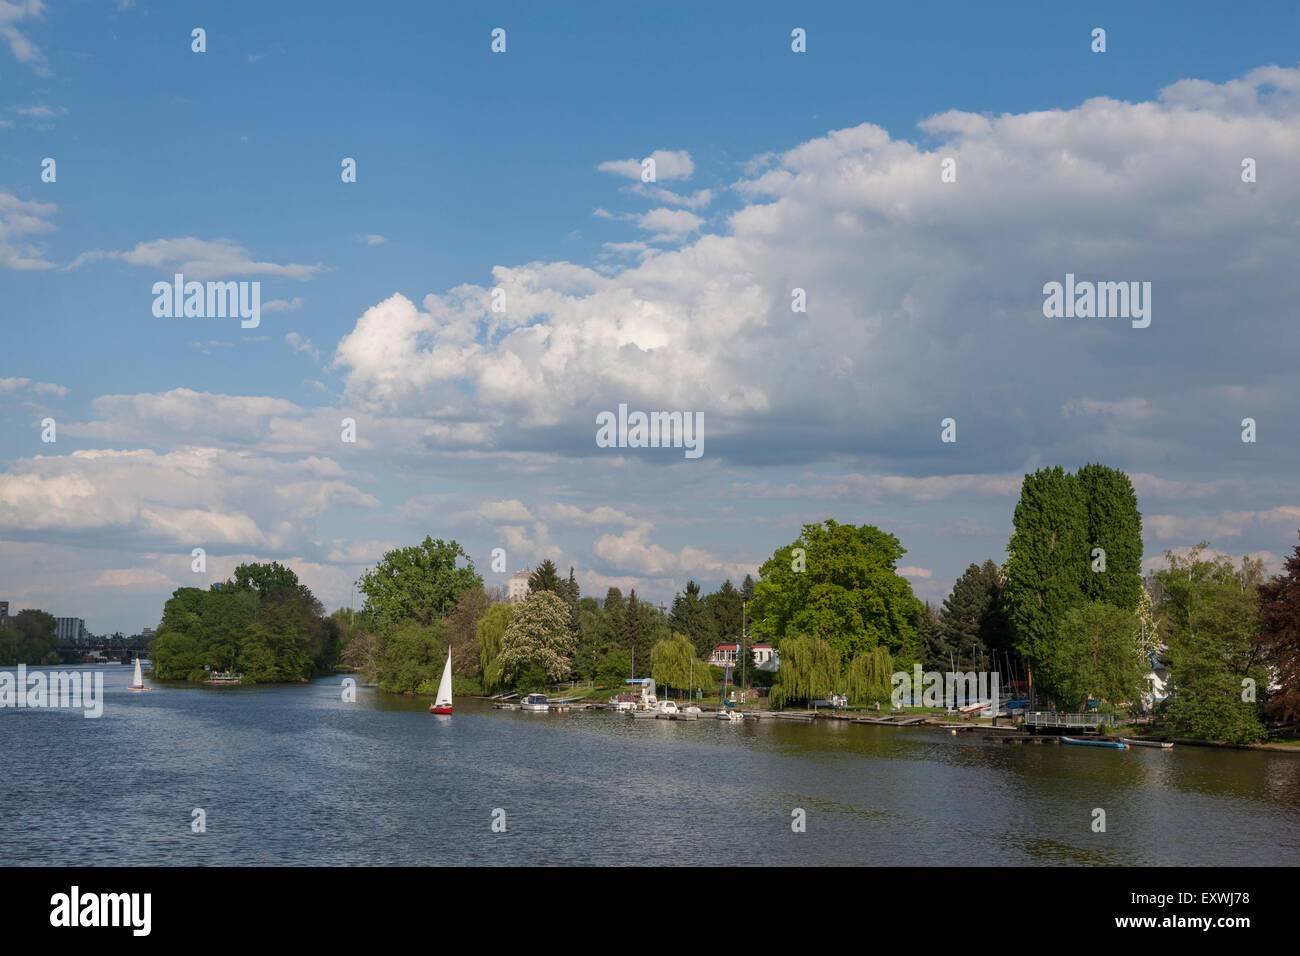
[1004,467,1088,699]
[1077,462,1144,611]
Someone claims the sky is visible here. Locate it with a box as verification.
[2,0,1300,634]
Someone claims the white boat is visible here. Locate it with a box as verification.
[429,649,454,715]
[680,706,702,720]
[128,657,148,692]
[1122,737,1174,750]
[520,693,550,712]
[717,709,742,722]
[655,700,681,719]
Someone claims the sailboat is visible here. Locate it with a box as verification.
[429,648,454,715]
[128,657,148,692]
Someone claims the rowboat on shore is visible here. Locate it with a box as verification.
[1061,736,1129,750]
[1122,738,1174,750]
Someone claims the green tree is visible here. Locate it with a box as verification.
[1004,467,1088,698]
[1043,603,1147,710]
[0,609,59,665]
[1155,546,1267,743]
[357,537,481,633]
[671,580,719,657]
[844,645,893,706]
[751,520,923,661]
[528,559,561,595]
[916,601,950,670]
[620,589,656,676]
[770,635,841,708]
[650,633,711,697]
[1076,463,1145,611]
[498,591,576,686]
[477,603,515,694]
[377,620,446,695]
[706,579,744,644]
[596,648,631,687]
[939,560,1010,670]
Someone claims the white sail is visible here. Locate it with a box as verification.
[131,658,144,689]
[434,649,453,708]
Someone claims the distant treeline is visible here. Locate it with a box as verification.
[0,609,59,666]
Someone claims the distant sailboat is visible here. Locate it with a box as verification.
[429,648,454,715]
[128,657,148,692]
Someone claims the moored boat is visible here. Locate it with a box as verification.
[428,648,454,715]
[655,700,680,719]
[1122,738,1174,750]
[1061,736,1128,749]
[520,693,550,712]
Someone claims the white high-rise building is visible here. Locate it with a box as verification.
[55,617,87,644]
[507,571,531,603]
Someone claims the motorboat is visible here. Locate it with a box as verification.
[520,693,550,712]
[655,700,680,719]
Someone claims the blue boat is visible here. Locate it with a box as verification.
[1061,736,1128,750]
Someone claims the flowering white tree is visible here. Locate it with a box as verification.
[498,591,576,685]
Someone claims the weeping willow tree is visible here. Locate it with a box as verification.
[650,633,712,697]
[477,603,514,693]
[844,645,893,706]
[771,635,840,708]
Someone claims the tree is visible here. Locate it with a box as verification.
[670,580,718,657]
[476,602,515,694]
[650,633,711,697]
[1004,467,1088,697]
[939,560,1010,671]
[751,520,923,662]
[498,591,576,686]
[770,635,841,708]
[741,574,756,603]
[358,537,481,633]
[149,565,337,683]
[706,579,744,643]
[0,609,59,665]
[1154,545,1268,743]
[1043,603,1147,710]
[443,586,490,677]
[528,559,561,595]
[228,561,306,600]
[1258,533,1300,721]
[619,589,656,676]
[1076,463,1145,612]
[844,646,893,706]
[377,621,446,695]
[916,602,949,669]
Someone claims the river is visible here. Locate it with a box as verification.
[2,666,1298,865]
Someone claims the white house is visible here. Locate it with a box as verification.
[506,571,530,603]
[708,643,778,670]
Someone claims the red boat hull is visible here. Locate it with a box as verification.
[429,705,453,715]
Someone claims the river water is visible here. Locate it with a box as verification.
[2,666,1298,866]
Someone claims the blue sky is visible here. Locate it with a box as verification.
[3,0,1300,633]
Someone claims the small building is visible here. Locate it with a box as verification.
[708,643,779,670]
[506,571,530,604]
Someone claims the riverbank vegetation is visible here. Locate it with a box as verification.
[150,562,340,683]
[0,609,59,665]
[132,463,1299,746]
